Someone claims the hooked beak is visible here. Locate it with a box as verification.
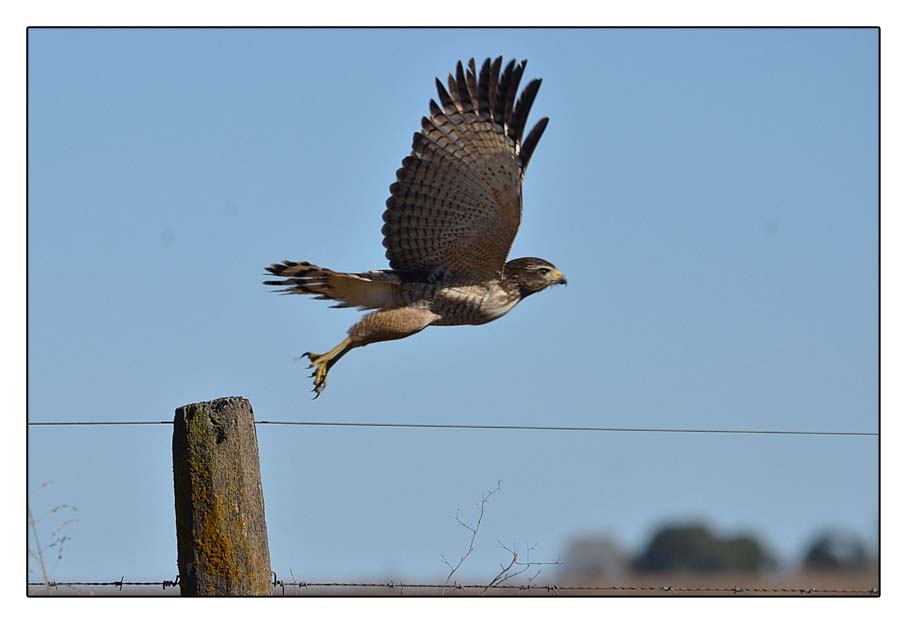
[552,269,567,286]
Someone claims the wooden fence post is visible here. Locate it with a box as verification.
[172,396,272,596]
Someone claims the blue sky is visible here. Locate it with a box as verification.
[27,28,878,584]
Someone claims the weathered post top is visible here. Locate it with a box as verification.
[172,396,272,596]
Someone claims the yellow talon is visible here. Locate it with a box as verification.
[301,338,353,397]
[304,352,332,396]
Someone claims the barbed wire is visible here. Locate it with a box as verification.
[26,419,879,437]
[265,579,880,596]
[26,576,880,596]
[27,576,180,591]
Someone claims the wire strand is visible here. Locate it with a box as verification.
[256,420,879,437]
[28,421,171,426]
[26,419,879,437]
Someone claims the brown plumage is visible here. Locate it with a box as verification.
[265,57,566,397]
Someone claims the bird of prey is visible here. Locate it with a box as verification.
[265,57,566,397]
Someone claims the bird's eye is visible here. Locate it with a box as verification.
[537,267,550,276]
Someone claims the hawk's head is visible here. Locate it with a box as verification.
[504,257,567,299]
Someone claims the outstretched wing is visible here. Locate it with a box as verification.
[382,57,549,282]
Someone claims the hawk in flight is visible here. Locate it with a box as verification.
[265,57,566,396]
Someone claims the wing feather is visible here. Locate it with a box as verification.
[511,78,542,146]
[488,56,502,123]
[493,59,516,132]
[476,58,492,122]
[520,117,549,171]
[453,61,474,115]
[435,78,457,114]
[466,58,480,114]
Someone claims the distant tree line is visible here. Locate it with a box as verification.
[563,523,875,579]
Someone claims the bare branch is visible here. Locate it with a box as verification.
[482,540,562,594]
[27,507,49,587]
[440,481,501,594]
[439,481,560,596]
[28,483,78,588]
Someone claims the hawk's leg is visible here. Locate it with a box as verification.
[303,338,354,398]
[303,306,440,397]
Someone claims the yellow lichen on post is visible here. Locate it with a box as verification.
[172,397,272,596]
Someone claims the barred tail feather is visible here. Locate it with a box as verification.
[264,261,401,310]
